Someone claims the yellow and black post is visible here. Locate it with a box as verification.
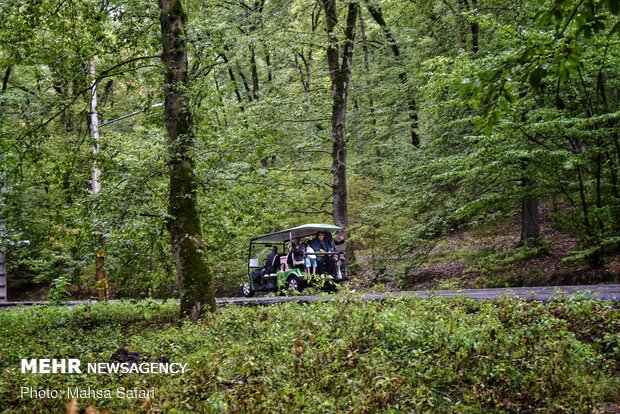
[95,249,108,300]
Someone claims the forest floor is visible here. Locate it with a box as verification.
[377,205,620,292]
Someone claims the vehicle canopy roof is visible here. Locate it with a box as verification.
[251,223,342,243]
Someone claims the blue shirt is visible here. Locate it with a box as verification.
[309,238,334,261]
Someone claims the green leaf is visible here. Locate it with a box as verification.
[529,66,547,89]
[575,14,587,28]
[459,78,473,96]
[559,63,569,83]
[503,89,515,104]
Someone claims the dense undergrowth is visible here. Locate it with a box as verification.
[0,297,619,413]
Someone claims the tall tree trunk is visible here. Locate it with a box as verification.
[235,62,253,102]
[366,3,419,147]
[2,67,10,93]
[0,154,6,302]
[576,154,604,268]
[265,49,272,82]
[219,52,245,110]
[294,51,314,136]
[0,223,5,302]
[358,6,377,153]
[213,77,228,127]
[294,5,321,137]
[249,44,259,101]
[88,60,107,301]
[0,71,8,301]
[324,0,358,272]
[88,61,101,199]
[520,178,540,248]
[324,0,358,232]
[460,0,479,53]
[159,0,215,318]
[613,141,620,232]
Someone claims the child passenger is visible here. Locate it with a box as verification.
[303,242,317,277]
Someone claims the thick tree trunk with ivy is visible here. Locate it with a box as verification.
[159,0,215,318]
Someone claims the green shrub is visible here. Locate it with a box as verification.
[0,298,618,413]
[48,276,72,305]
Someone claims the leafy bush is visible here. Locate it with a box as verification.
[0,298,618,413]
[436,277,465,290]
[48,276,72,305]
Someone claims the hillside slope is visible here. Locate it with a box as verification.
[395,206,620,291]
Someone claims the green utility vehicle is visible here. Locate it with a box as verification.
[242,223,347,297]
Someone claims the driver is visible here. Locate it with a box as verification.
[263,246,281,275]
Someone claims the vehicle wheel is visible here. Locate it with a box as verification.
[242,282,255,297]
[286,276,305,293]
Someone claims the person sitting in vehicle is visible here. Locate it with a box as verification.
[263,246,281,275]
[303,242,317,277]
[327,232,346,279]
[309,232,334,275]
[286,239,305,270]
[328,231,346,248]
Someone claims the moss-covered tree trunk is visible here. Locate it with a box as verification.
[158,0,215,318]
[324,0,359,271]
[324,0,358,229]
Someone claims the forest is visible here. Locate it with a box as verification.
[1,0,620,307]
[1,1,620,412]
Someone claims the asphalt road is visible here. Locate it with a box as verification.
[1,284,618,309]
[217,284,620,306]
